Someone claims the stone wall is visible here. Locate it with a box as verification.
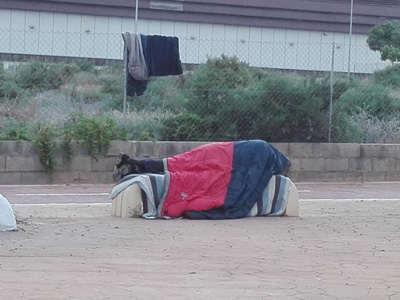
[0,141,399,184]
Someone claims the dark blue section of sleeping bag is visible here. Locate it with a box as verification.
[187,140,290,219]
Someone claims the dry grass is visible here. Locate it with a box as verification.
[352,111,400,143]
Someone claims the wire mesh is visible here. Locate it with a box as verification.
[1,28,399,144]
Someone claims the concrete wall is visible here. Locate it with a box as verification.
[0,140,399,184]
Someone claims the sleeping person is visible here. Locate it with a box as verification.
[111,140,292,219]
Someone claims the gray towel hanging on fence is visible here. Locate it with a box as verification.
[122,32,148,81]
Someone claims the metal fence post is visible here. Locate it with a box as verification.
[347,0,354,79]
[328,42,335,143]
[123,44,128,118]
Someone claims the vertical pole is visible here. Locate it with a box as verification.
[124,0,139,118]
[135,0,139,34]
[123,44,128,117]
[329,42,335,143]
[347,0,354,79]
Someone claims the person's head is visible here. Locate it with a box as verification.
[112,153,141,182]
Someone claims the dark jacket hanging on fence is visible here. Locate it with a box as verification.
[122,33,183,96]
[126,74,148,97]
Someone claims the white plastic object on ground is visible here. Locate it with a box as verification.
[0,193,17,231]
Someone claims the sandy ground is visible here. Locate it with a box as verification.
[1,182,400,300]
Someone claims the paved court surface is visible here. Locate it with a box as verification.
[3,181,400,205]
[1,182,400,299]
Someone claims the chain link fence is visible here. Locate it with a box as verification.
[1,28,400,144]
[0,28,390,72]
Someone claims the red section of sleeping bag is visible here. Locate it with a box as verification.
[161,142,234,217]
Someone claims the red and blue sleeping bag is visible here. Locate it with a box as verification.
[158,140,290,219]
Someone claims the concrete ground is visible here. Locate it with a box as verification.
[1,182,400,300]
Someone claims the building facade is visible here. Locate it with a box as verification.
[0,0,399,73]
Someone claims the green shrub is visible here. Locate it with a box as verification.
[17,61,77,91]
[179,56,258,140]
[242,73,329,142]
[99,75,124,110]
[0,80,23,100]
[334,84,400,120]
[335,109,400,143]
[34,124,58,173]
[331,113,364,143]
[4,57,400,144]
[183,69,331,142]
[68,77,122,110]
[60,127,74,162]
[332,84,400,142]
[373,64,400,88]
[136,76,187,113]
[0,66,24,100]
[0,118,32,140]
[100,73,124,95]
[70,71,100,87]
[162,113,210,141]
[81,90,113,103]
[17,61,51,90]
[185,56,253,117]
[194,55,252,89]
[47,64,79,88]
[101,95,123,111]
[109,110,174,141]
[94,73,124,110]
[71,116,120,155]
[182,58,341,142]
[304,75,358,104]
[76,60,96,73]
[65,71,102,101]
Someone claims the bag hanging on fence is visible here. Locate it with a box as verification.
[0,193,17,231]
